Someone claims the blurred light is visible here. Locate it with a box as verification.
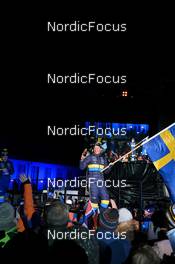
[122,90,128,97]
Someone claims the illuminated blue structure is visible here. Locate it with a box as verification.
[85,122,149,138]
[9,159,80,191]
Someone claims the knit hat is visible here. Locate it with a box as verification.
[118,208,133,223]
[46,201,69,227]
[99,208,119,231]
[0,202,16,231]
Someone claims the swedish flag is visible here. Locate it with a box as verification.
[143,123,175,203]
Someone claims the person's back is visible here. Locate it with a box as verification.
[48,239,88,263]
[96,208,131,264]
[4,229,48,258]
[97,231,130,264]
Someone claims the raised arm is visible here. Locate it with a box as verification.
[80,149,91,170]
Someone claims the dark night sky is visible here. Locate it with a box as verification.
[1,4,174,166]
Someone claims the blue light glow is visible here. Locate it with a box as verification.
[85,122,149,138]
[9,159,80,191]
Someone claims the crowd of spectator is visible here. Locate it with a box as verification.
[0,175,174,263]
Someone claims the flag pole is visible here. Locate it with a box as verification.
[101,122,175,173]
[101,141,145,172]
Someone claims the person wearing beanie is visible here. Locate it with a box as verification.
[118,208,133,224]
[96,208,131,264]
[0,202,17,248]
[117,208,139,243]
[46,201,69,227]
[98,208,119,231]
[0,175,47,257]
[44,200,70,247]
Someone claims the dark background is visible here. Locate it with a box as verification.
[1,4,174,166]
